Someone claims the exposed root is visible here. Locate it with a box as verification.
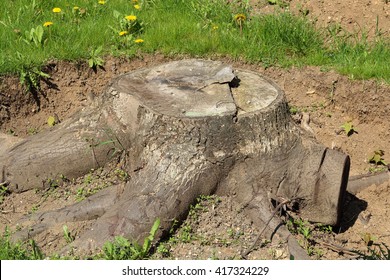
[241,197,310,260]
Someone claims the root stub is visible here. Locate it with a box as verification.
[1,60,350,257]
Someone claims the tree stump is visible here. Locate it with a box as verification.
[0,60,350,256]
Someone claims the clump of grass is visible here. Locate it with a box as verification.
[102,218,160,260]
[0,227,44,260]
[354,242,390,260]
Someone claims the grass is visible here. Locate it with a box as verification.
[0,218,161,260]
[0,0,389,82]
[0,228,44,260]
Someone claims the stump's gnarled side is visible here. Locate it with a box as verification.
[1,60,350,256]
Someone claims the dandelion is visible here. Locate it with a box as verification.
[98,0,105,4]
[134,38,144,44]
[73,6,79,11]
[52,7,62,13]
[212,24,219,31]
[233,13,247,35]
[134,4,140,10]
[44,22,54,39]
[119,31,128,36]
[125,15,137,21]
[234,13,246,22]
[43,21,53,27]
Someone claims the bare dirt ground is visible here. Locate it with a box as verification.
[1,1,389,259]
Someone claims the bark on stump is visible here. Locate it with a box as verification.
[0,60,350,256]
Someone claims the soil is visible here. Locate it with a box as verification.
[253,0,390,38]
[1,0,390,260]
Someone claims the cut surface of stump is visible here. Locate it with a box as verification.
[0,60,350,257]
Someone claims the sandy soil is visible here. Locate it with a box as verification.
[0,0,389,259]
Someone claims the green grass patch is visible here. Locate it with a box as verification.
[1,0,389,82]
[0,228,44,260]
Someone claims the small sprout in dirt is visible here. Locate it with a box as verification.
[177,224,193,243]
[7,129,16,136]
[227,228,243,240]
[27,127,38,135]
[315,223,333,234]
[368,150,388,166]
[300,224,312,239]
[114,168,129,181]
[188,202,204,218]
[63,225,74,243]
[362,232,376,246]
[189,194,221,218]
[287,217,315,255]
[59,174,70,183]
[209,250,220,260]
[289,106,300,115]
[0,185,10,204]
[46,178,60,189]
[47,116,57,127]
[84,173,94,185]
[102,218,160,260]
[156,243,170,258]
[88,46,105,72]
[76,187,86,201]
[368,166,387,173]
[30,204,40,213]
[340,121,357,136]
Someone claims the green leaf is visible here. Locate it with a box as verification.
[47,116,56,126]
[340,121,357,136]
[368,150,387,165]
[95,45,103,55]
[142,238,151,254]
[38,71,50,79]
[88,58,94,68]
[113,10,122,20]
[35,25,43,43]
[25,30,32,41]
[142,218,160,255]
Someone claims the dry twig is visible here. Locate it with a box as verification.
[241,197,292,258]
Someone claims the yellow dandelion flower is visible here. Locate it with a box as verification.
[212,24,219,30]
[43,21,53,27]
[125,15,137,21]
[134,4,140,10]
[52,7,62,13]
[119,31,128,36]
[234,13,246,22]
[134,38,144,44]
[98,0,105,4]
[73,6,79,10]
